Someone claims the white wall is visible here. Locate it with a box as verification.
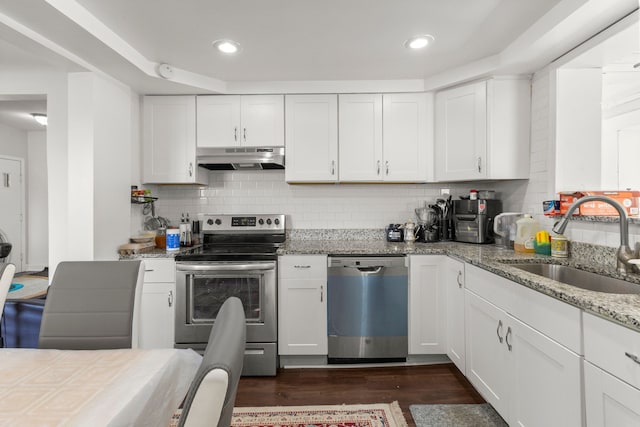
[522,69,640,248]
[27,131,48,270]
[0,123,28,159]
[67,72,133,260]
[555,68,603,192]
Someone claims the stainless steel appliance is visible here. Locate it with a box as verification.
[453,199,502,244]
[174,214,285,376]
[327,256,408,362]
[196,146,285,170]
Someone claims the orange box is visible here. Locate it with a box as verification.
[558,193,580,215]
[559,191,640,217]
[578,191,640,217]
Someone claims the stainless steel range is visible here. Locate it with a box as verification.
[174,214,285,376]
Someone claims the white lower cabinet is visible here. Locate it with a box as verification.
[585,362,640,426]
[465,264,582,426]
[584,312,640,426]
[139,259,176,349]
[278,255,328,355]
[408,255,446,354]
[444,257,465,373]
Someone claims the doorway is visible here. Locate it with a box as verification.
[0,156,24,271]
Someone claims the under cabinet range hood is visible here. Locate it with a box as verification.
[196,147,285,171]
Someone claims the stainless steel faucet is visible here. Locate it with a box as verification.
[552,195,638,274]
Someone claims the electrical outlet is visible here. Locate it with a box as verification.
[440,188,450,195]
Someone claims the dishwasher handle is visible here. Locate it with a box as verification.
[351,266,384,275]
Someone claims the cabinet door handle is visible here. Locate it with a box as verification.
[477,157,482,173]
[331,160,335,175]
[168,290,174,307]
[496,320,504,343]
[189,162,193,177]
[506,326,513,351]
[243,127,247,142]
[2,173,9,188]
[294,265,311,269]
[320,285,323,302]
[234,126,238,142]
[456,271,463,288]
[385,160,389,175]
[625,352,640,365]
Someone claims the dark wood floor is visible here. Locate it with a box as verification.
[235,363,485,426]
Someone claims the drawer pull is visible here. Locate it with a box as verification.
[294,265,311,269]
[625,352,640,365]
[145,269,155,272]
[496,320,504,343]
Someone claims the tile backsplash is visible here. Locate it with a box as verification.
[143,169,640,250]
[150,170,525,230]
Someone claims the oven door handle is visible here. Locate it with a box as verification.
[176,263,275,272]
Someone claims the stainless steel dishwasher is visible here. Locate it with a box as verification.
[327,256,408,363]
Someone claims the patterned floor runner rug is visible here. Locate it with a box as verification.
[171,401,408,427]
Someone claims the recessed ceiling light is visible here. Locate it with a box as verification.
[212,39,241,54]
[404,35,435,50]
[31,113,47,126]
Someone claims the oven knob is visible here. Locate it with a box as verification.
[207,219,214,225]
[266,219,272,225]
[215,219,222,225]
[258,219,264,225]
[274,218,280,225]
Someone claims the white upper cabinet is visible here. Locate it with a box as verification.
[338,94,383,181]
[435,77,530,181]
[142,96,208,185]
[338,92,430,183]
[285,94,339,183]
[197,95,284,148]
[383,93,430,182]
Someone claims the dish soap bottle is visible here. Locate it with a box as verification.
[515,214,538,253]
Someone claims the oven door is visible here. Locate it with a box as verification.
[175,261,277,344]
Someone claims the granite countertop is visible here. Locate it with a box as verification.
[278,240,640,333]
[118,244,202,260]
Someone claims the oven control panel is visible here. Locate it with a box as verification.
[202,214,286,232]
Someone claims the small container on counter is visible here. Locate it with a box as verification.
[166,228,180,251]
[551,234,569,258]
[469,189,478,200]
[155,227,166,249]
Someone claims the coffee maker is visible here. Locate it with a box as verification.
[453,199,502,244]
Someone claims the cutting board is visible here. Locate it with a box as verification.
[118,242,156,255]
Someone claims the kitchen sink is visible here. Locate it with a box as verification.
[507,263,640,294]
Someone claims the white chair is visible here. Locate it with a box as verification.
[0,263,16,317]
[176,296,246,427]
[38,260,144,350]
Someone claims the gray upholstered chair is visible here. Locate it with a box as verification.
[177,296,246,427]
[0,263,16,316]
[38,260,144,350]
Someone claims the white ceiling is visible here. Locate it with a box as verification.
[73,0,562,82]
[0,98,47,132]
[0,0,638,131]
